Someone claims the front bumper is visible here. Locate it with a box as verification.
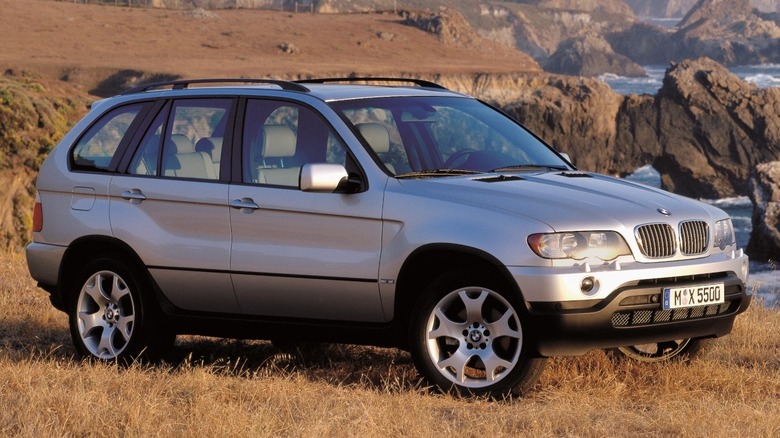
[509,252,752,356]
[527,273,750,356]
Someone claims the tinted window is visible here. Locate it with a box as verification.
[71,103,145,171]
[130,99,231,180]
[243,100,348,187]
[333,97,567,175]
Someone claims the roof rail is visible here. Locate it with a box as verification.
[295,77,447,90]
[121,78,310,95]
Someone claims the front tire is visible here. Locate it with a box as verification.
[69,257,171,363]
[410,271,546,397]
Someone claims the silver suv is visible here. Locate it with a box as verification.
[26,78,752,397]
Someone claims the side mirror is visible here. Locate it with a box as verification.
[559,152,573,166]
[300,163,349,192]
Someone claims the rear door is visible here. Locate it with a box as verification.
[228,98,386,322]
[109,98,239,313]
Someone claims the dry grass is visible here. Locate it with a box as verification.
[2,250,779,437]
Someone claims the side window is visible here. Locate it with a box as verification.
[130,99,231,180]
[71,103,146,171]
[243,100,349,187]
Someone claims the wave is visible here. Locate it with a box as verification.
[701,196,751,209]
[605,65,780,95]
[743,73,780,87]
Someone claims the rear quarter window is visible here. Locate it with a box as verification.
[71,103,146,171]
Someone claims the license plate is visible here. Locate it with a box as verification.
[663,283,725,310]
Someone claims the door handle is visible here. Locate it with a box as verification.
[230,198,260,212]
[122,189,146,205]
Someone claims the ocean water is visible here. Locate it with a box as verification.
[600,64,780,95]
[625,165,779,307]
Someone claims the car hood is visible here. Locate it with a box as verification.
[396,171,725,232]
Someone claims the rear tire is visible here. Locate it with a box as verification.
[410,270,546,398]
[68,256,172,363]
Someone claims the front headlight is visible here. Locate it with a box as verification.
[713,218,735,250]
[527,231,631,261]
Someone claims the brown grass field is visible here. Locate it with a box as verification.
[1,0,538,93]
[1,250,779,437]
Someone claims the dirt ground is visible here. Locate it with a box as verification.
[1,0,539,93]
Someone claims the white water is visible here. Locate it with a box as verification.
[600,64,780,95]
[625,165,779,307]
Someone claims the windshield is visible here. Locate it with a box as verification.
[332,96,570,176]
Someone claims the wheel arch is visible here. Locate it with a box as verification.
[392,243,523,347]
[55,235,149,310]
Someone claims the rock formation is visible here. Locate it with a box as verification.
[543,34,647,77]
[747,162,780,262]
[398,8,540,69]
[489,57,780,200]
[672,0,780,65]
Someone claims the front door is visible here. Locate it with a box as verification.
[229,99,385,322]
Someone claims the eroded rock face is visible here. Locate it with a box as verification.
[670,0,780,65]
[747,162,780,262]
[490,58,780,200]
[653,58,780,198]
[543,34,647,77]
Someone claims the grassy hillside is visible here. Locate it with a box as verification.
[0,74,90,250]
[1,251,779,436]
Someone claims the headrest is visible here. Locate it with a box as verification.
[195,137,223,161]
[166,134,195,154]
[262,125,297,158]
[357,123,390,154]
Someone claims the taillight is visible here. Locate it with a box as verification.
[33,201,43,232]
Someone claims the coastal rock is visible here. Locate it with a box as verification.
[400,8,484,49]
[747,162,780,262]
[542,34,646,77]
[653,58,780,197]
[671,0,780,65]
[607,22,673,65]
[398,8,540,70]
[495,58,780,199]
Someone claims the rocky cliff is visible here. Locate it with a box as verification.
[612,0,780,66]
[543,34,646,77]
[747,162,780,262]
[458,58,780,200]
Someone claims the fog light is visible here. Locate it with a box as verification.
[580,276,595,294]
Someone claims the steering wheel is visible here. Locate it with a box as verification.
[443,149,477,168]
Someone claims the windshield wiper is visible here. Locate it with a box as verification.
[395,169,484,178]
[491,164,569,172]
